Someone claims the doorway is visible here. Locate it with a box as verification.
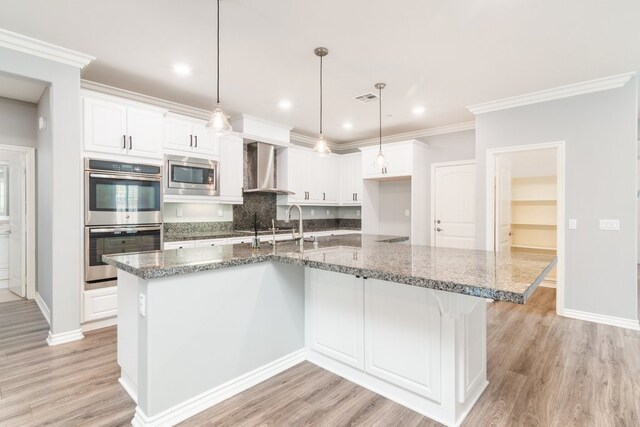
[486,142,565,314]
[430,161,476,249]
[0,145,35,302]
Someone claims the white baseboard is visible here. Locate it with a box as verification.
[119,371,138,404]
[35,292,51,326]
[82,316,117,332]
[46,329,85,346]
[131,348,306,427]
[563,309,640,331]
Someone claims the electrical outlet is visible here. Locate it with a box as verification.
[176,208,183,217]
[311,209,315,216]
[599,219,620,231]
[357,210,361,217]
[568,219,577,230]
[218,208,224,217]
[138,294,146,317]
[405,209,410,217]
[326,209,330,215]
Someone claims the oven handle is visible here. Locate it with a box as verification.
[89,172,161,182]
[89,226,162,234]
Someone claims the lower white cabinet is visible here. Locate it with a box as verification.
[194,239,228,247]
[364,278,442,400]
[164,241,196,250]
[83,287,118,322]
[305,268,364,369]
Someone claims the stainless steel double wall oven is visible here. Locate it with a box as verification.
[84,159,163,283]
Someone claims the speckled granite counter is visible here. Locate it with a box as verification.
[163,228,360,242]
[104,233,556,304]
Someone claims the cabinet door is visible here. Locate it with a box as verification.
[163,117,193,152]
[364,278,441,400]
[126,107,163,159]
[353,154,363,202]
[306,269,364,369]
[83,97,128,155]
[218,134,243,200]
[287,149,305,202]
[384,144,413,176]
[192,123,219,156]
[322,156,339,203]
[304,152,323,202]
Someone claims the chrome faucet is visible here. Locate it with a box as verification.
[285,204,304,247]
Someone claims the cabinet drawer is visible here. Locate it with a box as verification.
[195,239,227,247]
[164,241,196,250]
[83,287,118,322]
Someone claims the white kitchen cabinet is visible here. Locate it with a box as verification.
[164,114,219,157]
[218,134,244,203]
[305,268,364,369]
[83,95,164,159]
[277,148,340,206]
[361,141,415,178]
[83,287,118,322]
[163,241,196,250]
[339,152,362,205]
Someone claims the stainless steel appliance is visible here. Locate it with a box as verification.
[85,158,162,226]
[85,225,162,282]
[244,142,293,194]
[165,155,219,196]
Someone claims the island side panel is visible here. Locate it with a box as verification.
[117,271,141,402]
[138,261,305,419]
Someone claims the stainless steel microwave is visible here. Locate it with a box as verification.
[165,155,219,196]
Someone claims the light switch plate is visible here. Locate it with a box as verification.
[599,219,620,231]
[176,208,183,217]
[138,294,146,317]
[568,219,577,230]
[404,209,410,217]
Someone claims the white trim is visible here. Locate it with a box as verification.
[81,80,209,119]
[337,121,476,152]
[81,316,117,332]
[131,348,306,427]
[485,141,566,315]
[0,28,94,70]
[290,132,339,151]
[467,72,636,115]
[430,160,477,247]
[46,329,84,346]
[119,371,138,404]
[35,292,50,325]
[563,309,640,331]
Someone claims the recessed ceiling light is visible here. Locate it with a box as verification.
[279,99,292,110]
[342,122,353,129]
[173,63,192,76]
[412,106,425,115]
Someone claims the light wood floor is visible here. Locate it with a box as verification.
[1,288,639,426]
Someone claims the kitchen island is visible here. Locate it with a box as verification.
[104,234,556,427]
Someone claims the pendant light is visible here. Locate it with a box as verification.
[373,82,388,169]
[313,47,331,156]
[206,0,232,134]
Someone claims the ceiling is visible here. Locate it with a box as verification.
[0,73,46,103]
[0,0,638,144]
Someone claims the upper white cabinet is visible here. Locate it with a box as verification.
[164,114,219,156]
[83,95,164,159]
[339,152,362,205]
[277,147,349,206]
[360,141,418,179]
[218,134,244,202]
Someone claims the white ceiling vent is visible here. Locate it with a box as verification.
[354,92,379,103]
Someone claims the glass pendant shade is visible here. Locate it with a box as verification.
[314,134,331,156]
[206,105,232,135]
[374,149,388,168]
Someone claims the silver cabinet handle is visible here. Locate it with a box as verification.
[355,193,358,201]
[122,135,126,149]
[436,227,443,232]
[190,135,193,147]
[129,136,132,150]
[323,192,325,201]
[194,135,198,148]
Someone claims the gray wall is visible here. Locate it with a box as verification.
[0,96,36,148]
[475,79,638,321]
[416,130,476,244]
[0,47,83,336]
[36,87,53,309]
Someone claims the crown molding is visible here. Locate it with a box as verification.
[290,132,339,151]
[467,72,637,115]
[334,121,476,152]
[81,80,212,119]
[0,28,94,70]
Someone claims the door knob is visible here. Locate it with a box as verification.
[436,219,441,224]
[436,228,443,232]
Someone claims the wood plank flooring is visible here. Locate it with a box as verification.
[1,288,639,426]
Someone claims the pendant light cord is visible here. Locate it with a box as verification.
[217,0,221,105]
[319,55,323,135]
[379,85,382,150]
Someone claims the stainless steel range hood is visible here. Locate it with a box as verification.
[244,142,294,195]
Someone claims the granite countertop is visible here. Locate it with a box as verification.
[104,234,557,304]
[164,228,360,242]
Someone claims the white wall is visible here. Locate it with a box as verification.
[36,87,53,309]
[0,96,36,148]
[378,180,411,236]
[475,78,638,322]
[0,47,83,337]
[416,130,476,244]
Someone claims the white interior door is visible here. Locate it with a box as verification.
[0,152,26,297]
[433,163,476,249]
[495,159,512,252]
